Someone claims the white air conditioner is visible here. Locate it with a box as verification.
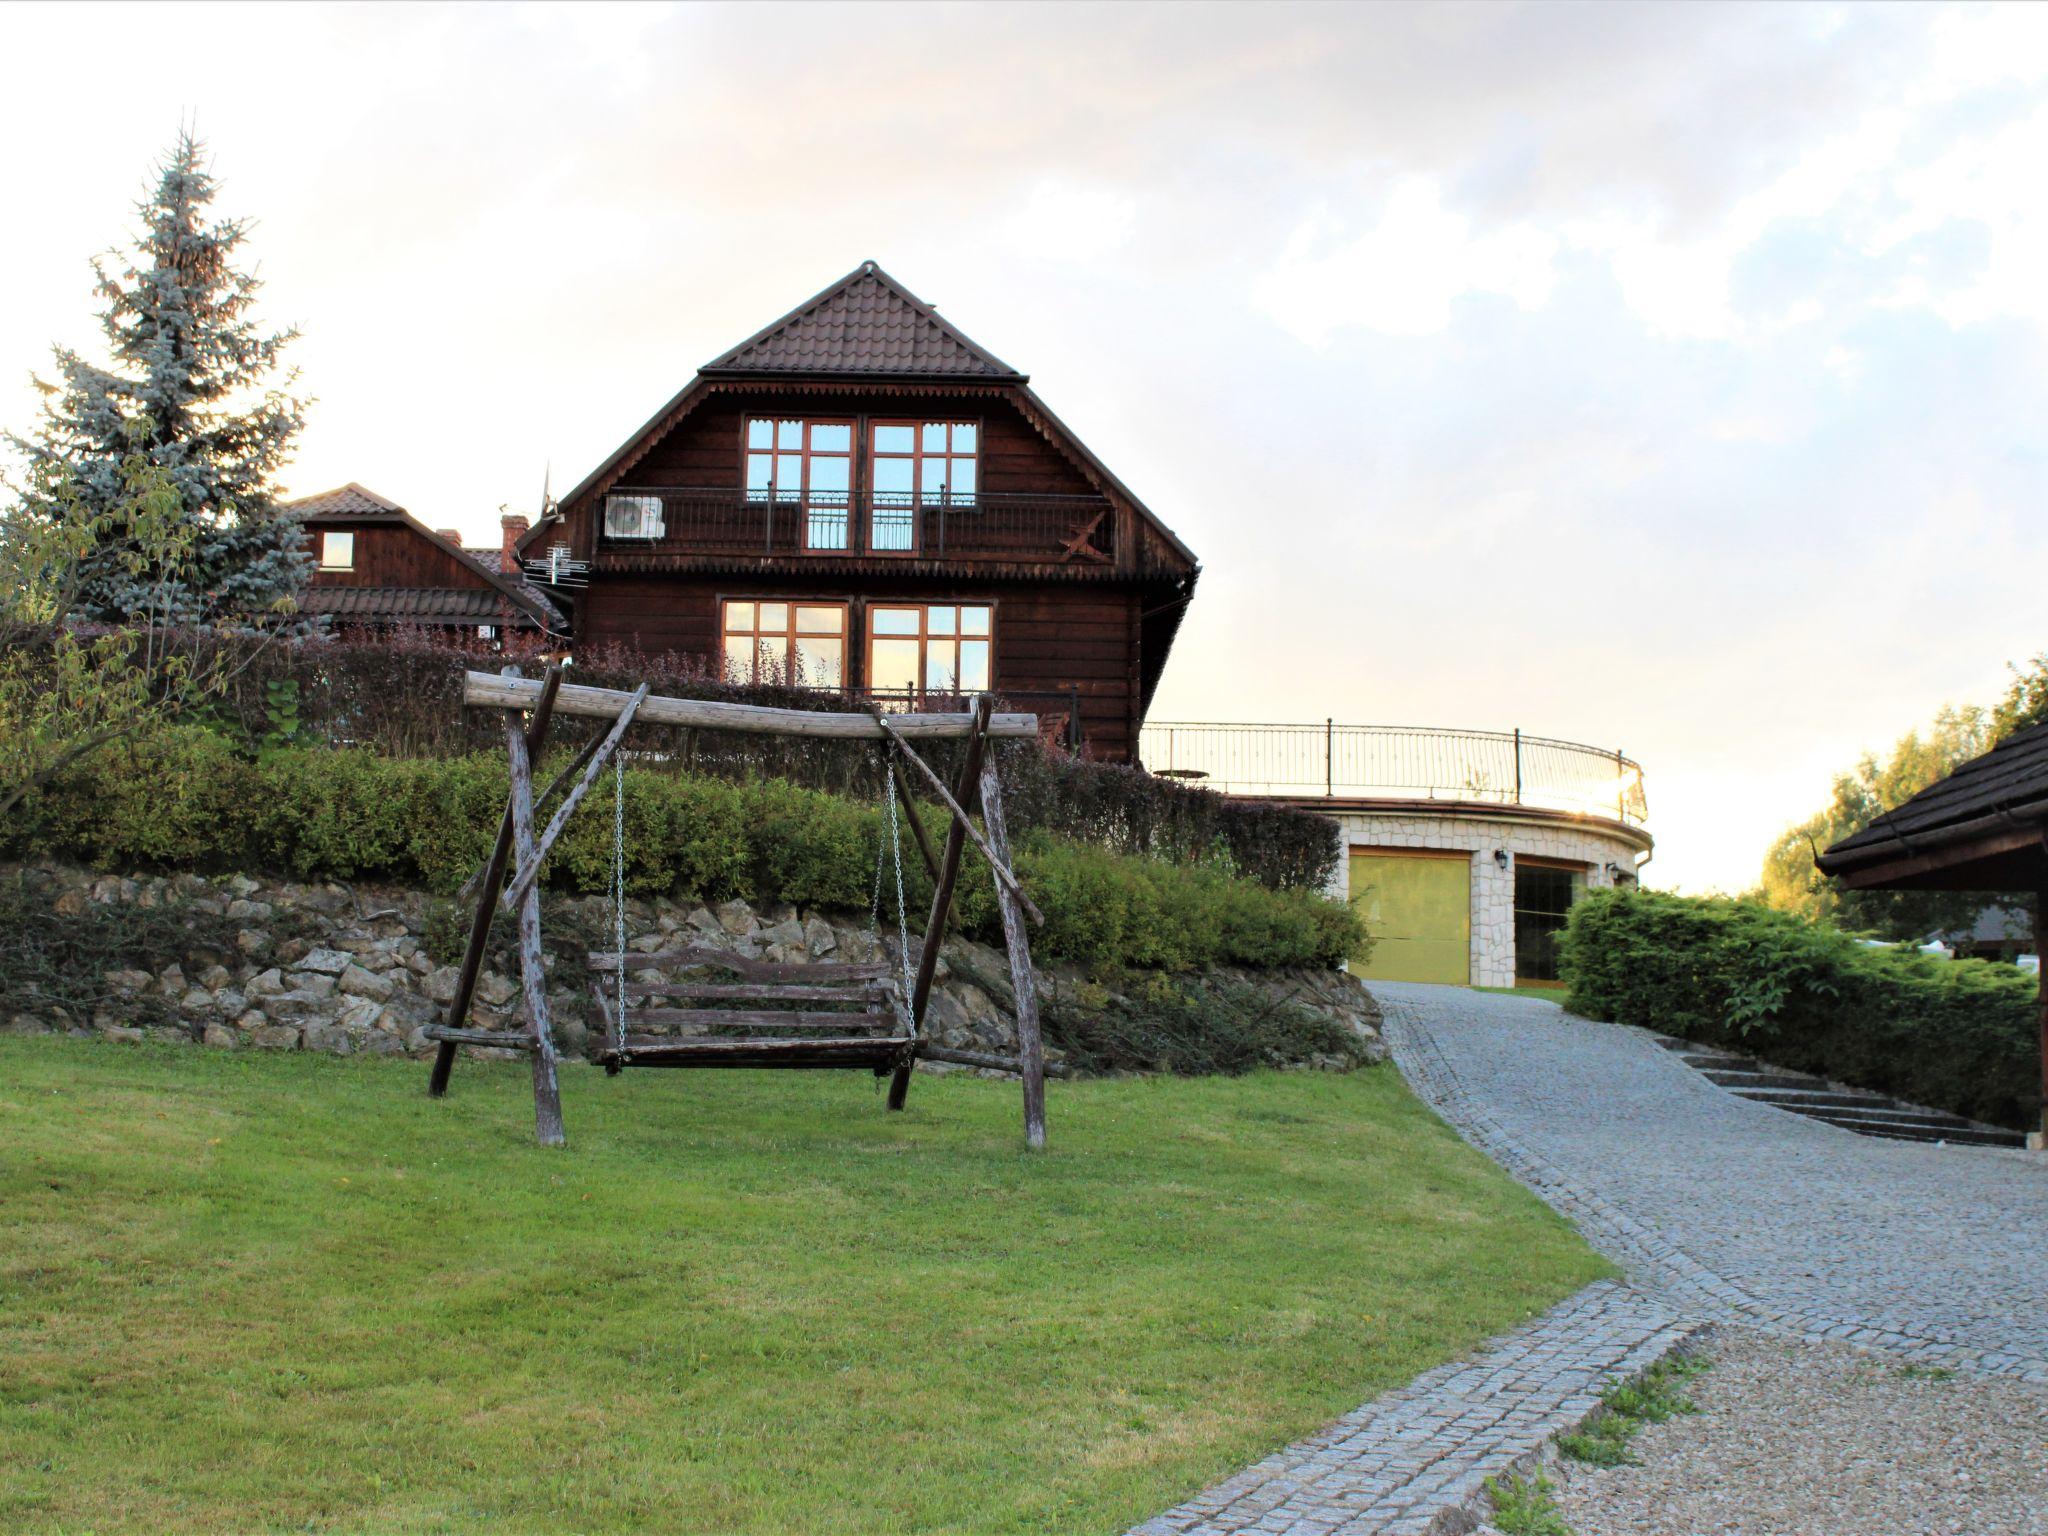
[604,494,664,540]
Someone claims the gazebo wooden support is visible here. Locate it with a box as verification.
[424,668,1050,1149]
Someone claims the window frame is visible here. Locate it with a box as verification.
[743,417,857,554]
[863,600,996,706]
[718,597,851,692]
[318,529,355,571]
[866,418,981,557]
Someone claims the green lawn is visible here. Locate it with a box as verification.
[0,1038,1606,1535]
[1474,985,1570,1004]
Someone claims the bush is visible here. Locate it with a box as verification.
[169,629,1339,892]
[1559,889,2039,1130]
[4,732,1361,976]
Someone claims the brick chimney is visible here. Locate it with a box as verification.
[500,514,530,574]
[437,528,464,547]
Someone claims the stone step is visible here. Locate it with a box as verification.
[1841,1119,2026,1149]
[1701,1067,1832,1093]
[1739,1086,1900,1112]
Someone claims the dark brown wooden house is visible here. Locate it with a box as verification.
[1817,718,2048,1140]
[287,484,565,638]
[517,262,1200,762]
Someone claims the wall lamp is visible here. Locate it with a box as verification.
[1493,849,1509,868]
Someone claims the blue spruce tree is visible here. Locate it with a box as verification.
[6,129,312,624]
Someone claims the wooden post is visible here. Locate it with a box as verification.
[890,696,991,1111]
[980,744,1047,1149]
[506,715,566,1147]
[500,684,650,910]
[429,664,562,1098]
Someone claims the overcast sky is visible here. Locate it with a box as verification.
[3,1,2044,893]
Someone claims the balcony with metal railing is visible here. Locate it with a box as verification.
[598,487,1129,573]
[1138,721,1649,827]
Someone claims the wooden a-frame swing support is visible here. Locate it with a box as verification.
[424,665,1052,1150]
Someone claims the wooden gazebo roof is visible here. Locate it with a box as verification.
[1817,720,2048,892]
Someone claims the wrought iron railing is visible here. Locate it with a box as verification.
[1139,721,1649,826]
[600,486,1121,569]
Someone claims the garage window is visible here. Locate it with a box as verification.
[1513,860,1585,984]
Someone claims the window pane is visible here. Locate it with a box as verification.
[926,639,957,692]
[777,418,803,450]
[960,639,990,692]
[808,505,850,550]
[725,601,755,632]
[873,424,915,454]
[950,458,976,497]
[756,635,789,683]
[795,637,843,689]
[322,531,353,568]
[920,458,949,499]
[960,605,990,636]
[747,419,773,449]
[872,457,913,496]
[952,423,977,453]
[810,455,850,494]
[871,637,920,696]
[927,605,956,636]
[871,607,919,636]
[746,454,773,495]
[811,423,851,452]
[795,605,842,635]
[719,636,750,683]
[777,453,802,490]
[922,421,948,453]
[758,602,788,632]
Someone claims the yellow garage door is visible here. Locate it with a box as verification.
[1348,850,1471,985]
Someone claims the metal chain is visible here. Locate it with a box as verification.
[611,749,627,1052]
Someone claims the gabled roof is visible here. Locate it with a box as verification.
[700,261,1024,381]
[300,586,536,627]
[1818,720,2048,887]
[283,483,566,634]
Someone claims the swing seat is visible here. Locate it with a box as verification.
[588,944,915,1074]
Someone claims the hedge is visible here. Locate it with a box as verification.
[160,629,1341,892]
[5,727,1361,975]
[1558,888,2038,1130]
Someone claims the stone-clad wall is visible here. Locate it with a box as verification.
[1321,810,1650,987]
[2,861,1383,1069]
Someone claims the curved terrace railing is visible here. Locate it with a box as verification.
[1139,721,1649,826]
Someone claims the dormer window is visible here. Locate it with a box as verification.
[604,494,664,540]
[745,418,853,551]
[318,530,354,571]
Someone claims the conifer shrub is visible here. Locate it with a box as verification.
[1559,889,2038,1129]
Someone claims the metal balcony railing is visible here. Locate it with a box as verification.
[600,486,1121,569]
[1139,721,1649,826]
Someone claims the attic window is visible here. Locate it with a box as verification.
[319,530,354,570]
[604,495,664,540]
[870,421,977,553]
[744,418,853,551]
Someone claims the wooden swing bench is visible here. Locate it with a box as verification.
[423,664,1051,1149]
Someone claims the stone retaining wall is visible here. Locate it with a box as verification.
[2,861,1383,1071]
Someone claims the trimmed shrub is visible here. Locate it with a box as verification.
[3,733,1361,975]
[1559,888,2039,1130]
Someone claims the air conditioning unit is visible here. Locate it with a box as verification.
[604,495,664,540]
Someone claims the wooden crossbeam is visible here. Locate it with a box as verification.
[500,683,650,910]
[465,671,1039,741]
[588,946,896,982]
[620,982,889,1003]
[454,721,608,908]
[621,1008,904,1032]
[423,1026,537,1049]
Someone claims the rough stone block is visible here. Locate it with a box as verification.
[297,947,352,976]
[338,964,395,1002]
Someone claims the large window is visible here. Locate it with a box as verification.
[722,600,848,690]
[745,418,853,551]
[1513,859,1586,984]
[869,421,978,552]
[867,603,991,704]
[318,530,354,571]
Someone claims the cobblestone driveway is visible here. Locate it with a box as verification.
[1377,982,2048,1381]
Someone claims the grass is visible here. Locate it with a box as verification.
[0,1037,1607,1535]
[1474,985,1569,1004]
[1485,1470,1571,1536]
[1556,1350,1712,1467]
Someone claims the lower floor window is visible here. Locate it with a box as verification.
[1513,860,1585,983]
[721,600,847,689]
[868,603,992,702]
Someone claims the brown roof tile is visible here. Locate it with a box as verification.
[300,586,540,627]
[1819,720,2048,868]
[702,261,1023,380]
